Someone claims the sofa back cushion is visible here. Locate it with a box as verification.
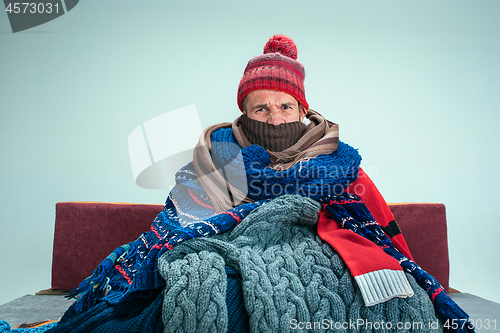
[389,203,450,292]
[51,202,163,291]
[51,202,450,292]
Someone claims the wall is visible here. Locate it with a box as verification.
[1,0,499,306]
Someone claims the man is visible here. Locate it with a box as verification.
[53,35,472,333]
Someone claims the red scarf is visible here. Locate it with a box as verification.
[317,167,415,306]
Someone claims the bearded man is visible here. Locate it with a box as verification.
[52,35,473,333]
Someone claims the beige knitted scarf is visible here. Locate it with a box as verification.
[193,109,340,213]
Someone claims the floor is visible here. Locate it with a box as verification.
[0,295,74,327]
[0,293,499,332]
[451,293,500,332]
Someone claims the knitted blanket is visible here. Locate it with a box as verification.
[158,195,443,333]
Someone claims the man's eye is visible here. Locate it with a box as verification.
[256,108,266,112]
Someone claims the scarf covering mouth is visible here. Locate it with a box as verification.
[193,109,340,213]
[237,114,307,152]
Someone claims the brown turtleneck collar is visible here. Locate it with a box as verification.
[238,114,306,152]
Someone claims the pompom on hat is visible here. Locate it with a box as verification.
[237,34,309,112]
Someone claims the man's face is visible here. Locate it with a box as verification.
[244,90,307,125]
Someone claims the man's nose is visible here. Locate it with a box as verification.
[267,108,285,125]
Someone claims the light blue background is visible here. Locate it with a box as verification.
[1,0,499,307]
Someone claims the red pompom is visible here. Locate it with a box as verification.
[263,34,298,60]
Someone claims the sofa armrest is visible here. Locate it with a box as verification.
[388,203,450,292]
[51,202,163,291]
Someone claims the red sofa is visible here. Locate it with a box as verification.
[50,201,450,293]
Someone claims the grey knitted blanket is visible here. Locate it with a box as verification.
[158,195,443,333]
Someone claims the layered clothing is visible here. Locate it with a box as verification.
[45,111,472,333]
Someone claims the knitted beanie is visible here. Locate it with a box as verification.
[237,34,309,112]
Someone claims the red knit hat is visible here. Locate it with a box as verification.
[237,34,309,112]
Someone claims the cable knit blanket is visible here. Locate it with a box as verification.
[158,195,443,333]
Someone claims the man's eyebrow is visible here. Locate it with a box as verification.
[251,103,269,110]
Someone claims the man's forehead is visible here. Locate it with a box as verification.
[246,90,298,105]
